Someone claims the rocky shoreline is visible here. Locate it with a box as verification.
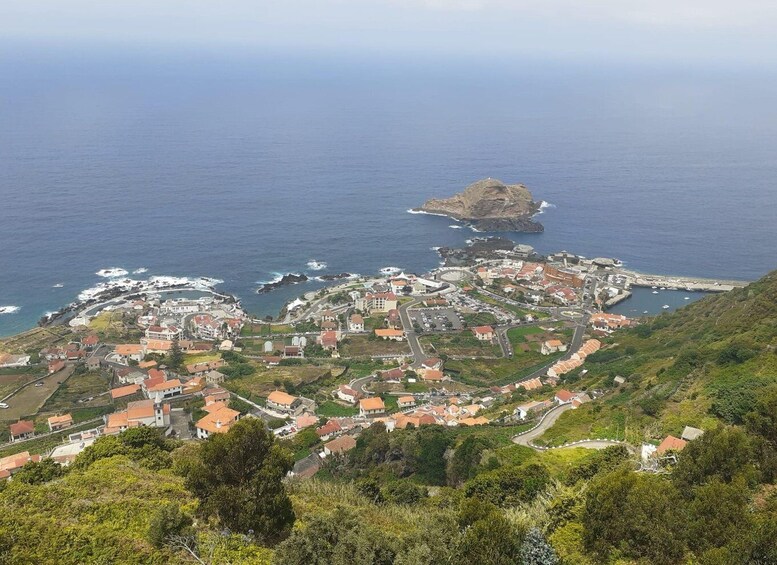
[255,272,354,294]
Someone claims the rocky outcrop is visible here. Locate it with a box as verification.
[416,178,544,232]
[256,274,308,294]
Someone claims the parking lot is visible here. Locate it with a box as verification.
[408,307,464,332]
[447,292,515,325]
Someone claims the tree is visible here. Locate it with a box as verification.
[147,503,193,548]
[448,435,490,486]
[457,507,524,565]
[167,338,184,372]
[583,468,687,564]
[686,477,751,554]
[272,507,395,565]
[465,463,550,507]
[520,527,559,565]
[181,418,295,544]
[671,426,757,491]
[13,458,65,485]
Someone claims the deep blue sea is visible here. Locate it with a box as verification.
[2,47,777,336]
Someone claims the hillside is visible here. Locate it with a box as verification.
[537,269,777,446]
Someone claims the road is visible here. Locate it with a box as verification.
[351,374,378,396]
[513,404,572,446]
[397,297,427,368]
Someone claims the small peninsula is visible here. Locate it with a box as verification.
[415,178,544,232]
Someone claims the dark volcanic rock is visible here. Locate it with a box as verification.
[437,237,526,266]
[256,273,308,294]
[317,273,353,281]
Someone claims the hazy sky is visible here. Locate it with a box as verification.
[3,0,777,66]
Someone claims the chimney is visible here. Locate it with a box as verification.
[215,420,222,429]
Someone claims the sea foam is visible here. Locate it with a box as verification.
[306,260,327,271]
[0,306,20,315]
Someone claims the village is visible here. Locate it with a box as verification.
[0,246,724,479]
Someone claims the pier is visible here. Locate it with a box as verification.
[617,269,748,292]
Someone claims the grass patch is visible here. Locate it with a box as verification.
[463,312,497,327]
[339,335,410,357]
[317,401,358,417]
[41,369,111,414]
[420,332,501,358]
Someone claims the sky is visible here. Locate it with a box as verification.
[3,0,777,67]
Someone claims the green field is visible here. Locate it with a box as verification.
[463,312,497,327]
[420,332,501,358]
[41,369,111,415]
[339,335,410,357]
[317,401,358,417]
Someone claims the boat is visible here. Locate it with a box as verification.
[643,310,649,314]
[662,304,670,309]
[652,290,659,294]
[651,286,657,289]
[684,296,690,300]
[52,283,64,288]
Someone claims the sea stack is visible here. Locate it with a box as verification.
[415,178,544,232]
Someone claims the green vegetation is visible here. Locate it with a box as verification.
[317,401,358,417]
[420,332,501,358]
[338,334,410,357]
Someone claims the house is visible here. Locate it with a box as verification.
[147,379,183,400]
[205,370,226,385]
[85,355,101,371]
[681,426,704,441]
[47,413,73,432]
[138,360,158,369]
[358,292,398,315]
[0,451,42,477]
[421,369,445,382]
[590,313,633,332]
[145,324,182,341]
[115,344,144,362]
[318,331,339,351]
[191,314,223,340]
[48,359,66,374]
[320,309,336,322]
[379,368,405,382]
[110,384,141,400]
[472,326,495,341]
[195,406,241,439]
[316,419,342,440]
[421,358,443,371]
[186,360,225,376]
[394,412,437,429]
[386,309,402,330]
[541,339,567,355]
[374,328,405,341]
[349,314,365,332]
[321,320,338,331]
[572,339,602,361]
[613,375,626,385]
[514,400,552,420]
[40,347,66,361]
[261,356,282,366]
[359,397,386,417]
[657,435,687,456]
[398,396,416,409]
[515,377,543,392]
[183,376,205,394]
[117,367,148,386]
[140,339,174,354]
[283,345,304,358]
[554,389,576,404]
[324,435,357,456]
[266,390,301,413]
[571,393,592,408]
[204,388,231,403]
[9,420,35,442]
[336,384,361,404]
[104,400,170,435]
[296,413,319,429]
[82,334,99,349]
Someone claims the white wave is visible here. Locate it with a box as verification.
[306,260,327,271]
[132,268,148,274]
[406,209,449,217]
[467,226,484,233]
[95,268,129,278]
[0,306,20,315]
[449,225,463,229]
[533,201,556,216]
[77,275,223,302]
[256,272,286,286]
[52,283,64,288]
[430,246,441,251]
[379,267,402,275]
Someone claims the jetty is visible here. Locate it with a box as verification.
[617,269,748,292]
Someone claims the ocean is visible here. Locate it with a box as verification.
[2,48,777,336]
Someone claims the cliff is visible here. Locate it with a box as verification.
[416,178,544,232]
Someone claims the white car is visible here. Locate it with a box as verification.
[0,403,8,409]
